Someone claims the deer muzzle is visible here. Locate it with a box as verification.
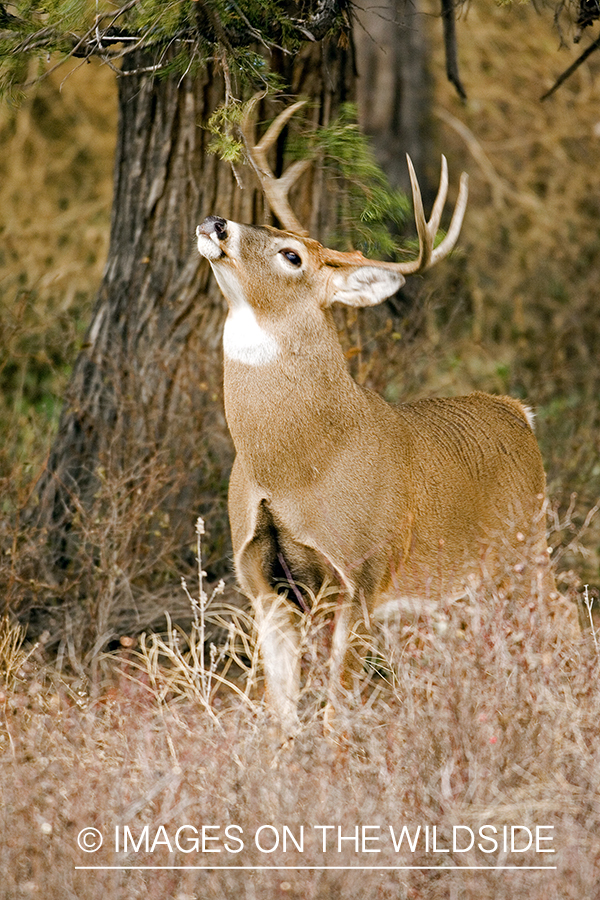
[196,216,228,261]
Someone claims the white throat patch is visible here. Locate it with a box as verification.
[223,301,280,366]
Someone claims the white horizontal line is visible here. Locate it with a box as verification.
[75,865,557,871]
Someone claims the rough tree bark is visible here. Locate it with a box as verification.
[26,39,356,638]
[34,52,239,579]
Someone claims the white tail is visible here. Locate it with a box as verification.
[196,105,571,734]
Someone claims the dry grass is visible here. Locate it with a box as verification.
[342,0,600,592]
[1,571,599,900]
[420,0,600,566]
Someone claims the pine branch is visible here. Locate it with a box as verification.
[1,0,350,63]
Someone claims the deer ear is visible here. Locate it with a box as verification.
[328,266,405,308]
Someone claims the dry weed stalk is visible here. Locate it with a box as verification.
[0,616,37,689]
[179,517,224,702]
[548,495,600,562]
[2,528,598,899]
[125,517,348,737]
[582,584,598,653]
[130,517,259,728]
[122,503,587,745]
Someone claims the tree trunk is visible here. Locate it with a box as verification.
[25,41,356,644]
[354,0,430,195]
[352,0,432,326]
[34,52,240,580]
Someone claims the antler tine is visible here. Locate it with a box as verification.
[241,95,311,236]
[395,155,432,274]
[254,100,308,163]
[429,171,469,266]
[392,155,468,275]
[429,155,449,238]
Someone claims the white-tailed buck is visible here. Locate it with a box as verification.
[196,101,571,733]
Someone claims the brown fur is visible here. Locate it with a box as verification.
[196,216,572,734]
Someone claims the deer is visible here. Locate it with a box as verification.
[196,100,575,735]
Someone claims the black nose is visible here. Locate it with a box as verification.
[198,215,228,240]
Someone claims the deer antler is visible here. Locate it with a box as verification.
[241,96,469,267]
[392,154,469,275]
[241,95,312,236]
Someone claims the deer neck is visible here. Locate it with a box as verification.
[223,305,365,490]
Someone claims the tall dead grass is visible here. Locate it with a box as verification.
[349,0,600,586]
[0,565,598,900]
[423,0,600,553]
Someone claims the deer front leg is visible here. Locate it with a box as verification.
[325,595,371,732]
[254,593,301,735]
[236,530,301,736]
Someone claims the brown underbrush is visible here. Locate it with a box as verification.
[1,571,598,900]
[423,0,600,576]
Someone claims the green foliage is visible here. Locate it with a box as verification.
[42,0,97,31]
[203,99,411,257]
[225,48,287,93]
[127,0,196,45]
[0,53,27,105]
[206,102,245,163]
[313,103,411,256]
[277,102,410,257]
[0,0,99,100]
[0,0,346,99]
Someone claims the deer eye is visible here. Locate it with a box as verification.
[280,249,302,267]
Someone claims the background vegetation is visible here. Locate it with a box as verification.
[1,0,599,897]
